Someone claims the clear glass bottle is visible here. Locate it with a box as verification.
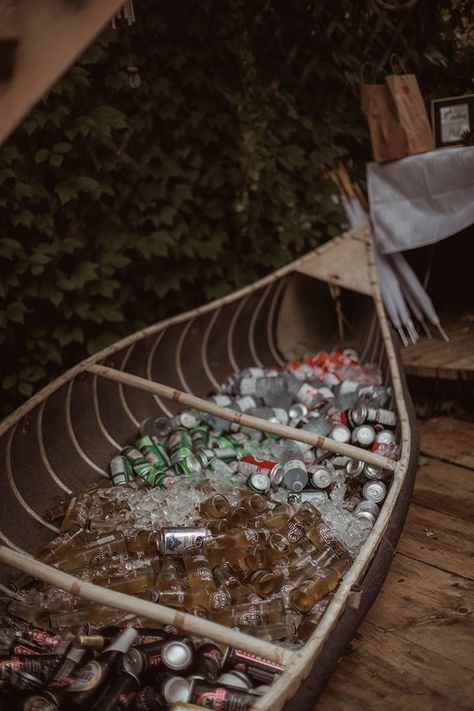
[155,556,183,593]
[278,501,322,545]
[199,494,230,519]
[211,597,285,628]
[279,440,308,492]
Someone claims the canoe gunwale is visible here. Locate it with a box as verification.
[0,224,418,707]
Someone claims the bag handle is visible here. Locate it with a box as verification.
[360,61,378,85]
[390,53,409,75]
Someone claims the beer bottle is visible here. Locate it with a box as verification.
[208,527,269,549]
[182,546,217,595]
[213,564,254,604]
[289,557,351,613]
[52,532,129,573]
[297,597,332,642]
[206,545,268,572]
[249,570,283,596]
[59,492,92,534]
[251,503,293,530]
[64,627,137,707]
[91,568,155,595]
[278,501,322,546]
[229,506,250,528]
[155,556,183,593]
[211,597,285,628]
[240,493,268,517]
[199,494,230,519]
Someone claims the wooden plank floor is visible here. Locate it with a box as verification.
[317,417,474,710]
[401,314,474,382]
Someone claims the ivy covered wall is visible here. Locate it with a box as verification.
[1,0,472,415]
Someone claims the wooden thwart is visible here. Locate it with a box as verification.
[87,364,397,471]
[0,545,293,666]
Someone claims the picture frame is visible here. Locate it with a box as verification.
[430,94,474,148]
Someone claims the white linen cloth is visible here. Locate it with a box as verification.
[367,146,474,254]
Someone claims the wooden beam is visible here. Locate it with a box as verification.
[0,0,126,146]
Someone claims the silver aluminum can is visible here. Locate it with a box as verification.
[362,480,387,503]
[355,500,380,517]
[248,473,271,494]
[364,464,391,482]
[329,424,351,443]
[158,527,211,556]
[161,640,194,672]
[352,425,375,447]
[309,466,332,489]
[375,429,396,445]
[161,676,192,704]
[217,670,253,690]
[170,411,198,429]
[345,459,365,478]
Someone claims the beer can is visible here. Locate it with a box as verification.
[121,446,145,465]
[161,640,194,672]
[351,425,375,447]
[288,489,327,506]
[345,459,365,478]
[167,428,194,462]
[247,473,271,494]
[192,641,223,681]
[329,424,351,443]
[109,455,133,485]
[308,465,332,489]
[157,528,211,556]
[161,676,192,705]
[217,670,253,690]
[140,416,172,440]
[362,480,387,503]
[170,411,198,429]
[174,455,202,475]
[222,647,285,685]
[375,429,396,445]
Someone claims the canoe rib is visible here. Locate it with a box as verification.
[0,224,418,709]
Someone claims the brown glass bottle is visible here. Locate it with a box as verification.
[240,492,268,517]
[229,505,250,528]
[251,503,292,530]
[289,557,351,613]
[207,544,269,572]
[199,494,230,519]
[60,492,92,533]
[208,527,270,549]
[155,556,182,593]
[249,570,283,596]
[213,564,254,604]
[211,597,285,628]
[278,501,322,546]
[297,597,332,642]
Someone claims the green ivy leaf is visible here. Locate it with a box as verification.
[35,149,50,165]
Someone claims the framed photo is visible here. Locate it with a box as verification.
[430,94,474,148]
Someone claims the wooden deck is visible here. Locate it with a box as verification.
[318,417,474,710]
[401,315,474,382]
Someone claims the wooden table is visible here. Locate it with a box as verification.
[317,417,474,710]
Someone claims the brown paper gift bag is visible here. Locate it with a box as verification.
[359,62,409,162]
[385,54,435,155]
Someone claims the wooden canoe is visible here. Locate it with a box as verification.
[0,223,419,709]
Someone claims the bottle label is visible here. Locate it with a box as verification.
[209,591,231,609]
[243,529,259,543]
[67,660,103,692]
[235,606,263,627]
[195,566,214,582]
[286,522,305,543]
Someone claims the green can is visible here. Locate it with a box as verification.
[145,471,177,487]
[167,428,193,460]
[191,423,211,450]
[174,454,202,475]
[133,462,159,481]
[121,446,145,465]
[137,436,170,471]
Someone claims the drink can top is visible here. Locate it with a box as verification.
[161,640,194,671]
[310,467,332,489]
[162,676,192,704]
[330,424,351,443]
[353,425,375,446]
[362,481,387,503]
[364,464,383,480]
[354,510,377,527]
[179,412,198,429]
[346,459,364,477]
[248,473,271,493]
[123,647,146,675]
[375,429,396,444]
[349,402,368,427]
